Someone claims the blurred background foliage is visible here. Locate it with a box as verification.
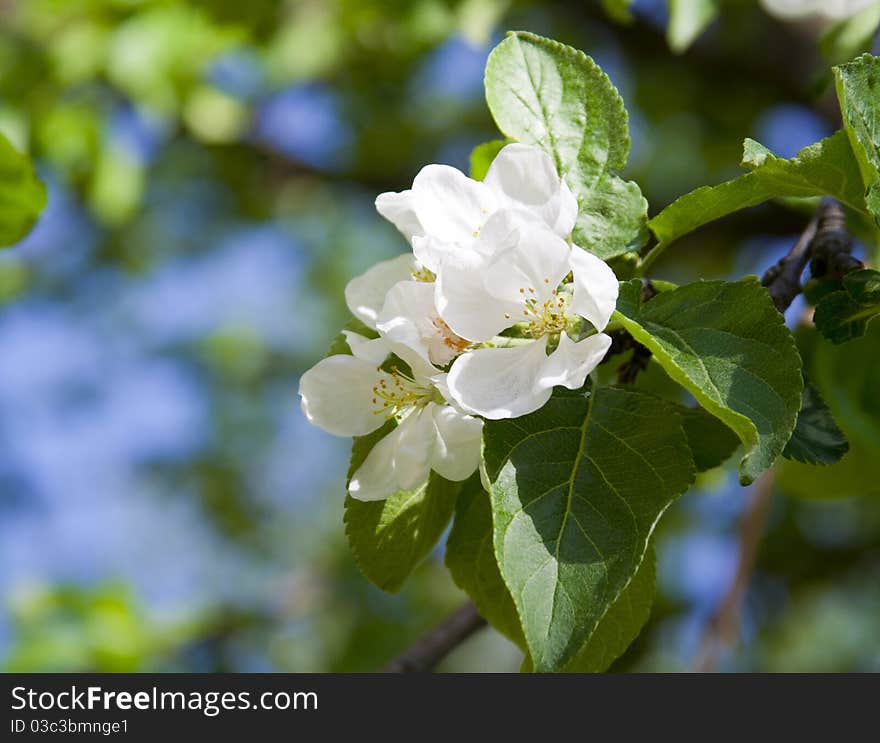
[1,0,878,672]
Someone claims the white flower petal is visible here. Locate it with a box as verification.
[299,355,386,437]
[447,338,555,419]
[375,189,423,242]
[411,234,463,274]
[349,408,434,501]
[376,281,436,362]
[540,332,611,390]
[482,218,571,307]
[342,331,391,365]
[429,403,482,481]
[344,254,415,329]
[434,247,518,342]
[569,246,619,331]
[411,164,496,244]
[484,143,578,237]
[471,206,533,256]
[377,280,469,366]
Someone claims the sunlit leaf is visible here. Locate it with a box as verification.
[614,278,803,485]
[485,31,648,259]
[484,384,694,672]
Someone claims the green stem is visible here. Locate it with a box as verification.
[636,239,668,277]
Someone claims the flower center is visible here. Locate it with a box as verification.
[507,281,571,339]
[429,315,472,363]
[371,366,435,420]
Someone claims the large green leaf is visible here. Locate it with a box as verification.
[445,477,524,647]
[667,0,720,54]
[484,384,694,672]
[0,133,47,247]
[614,278,803,485]
[484,31,647,260]
[343,423,461,593]
[813,268,880,344]
[834,54,880,221]
[526,544,656,673]
[448,480,658,673]
[678,405,740,472]
[648,132,866,249]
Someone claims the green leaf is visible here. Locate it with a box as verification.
[448,476,657,672]
[344,423,461,593]
[614,278,804,485]
[679,405,741,472]
[648,132,867,249]
[834,54,880,221]
[782,379,849,465]
[667,0,720,54]
[469,139,508,181]
[555,544,655,673]
[0,132,47,247]
[484,31,647,260]
[813,268,880,344]
[484,384,694,672]
[600,0,634,23]
[445,476,525,648]
[821,3,880,66]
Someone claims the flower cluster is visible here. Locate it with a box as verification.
[300,144,619,501]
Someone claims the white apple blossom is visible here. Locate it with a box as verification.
[376,280,473,366]
[375,142,578,274]
[434,211,618,419]
[299,259,482,501]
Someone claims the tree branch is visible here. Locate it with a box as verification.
[760,211,819,312]
[382,602,487,672]
[693,469,776,673]
[760,198,863,313]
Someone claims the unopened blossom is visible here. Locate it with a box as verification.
[375,143,578,274]
[435,211,618,419]
[299,260,482,501]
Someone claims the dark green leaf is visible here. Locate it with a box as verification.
[484,384,694,672]
[813,269,880,344]
[344,422,461,593]
[782,379,849,465]
[445,476,524,647]
[779,323,880,498]
[522,544,656,673]
[484,31,647,260]
[614,278,804,485]
[0,132,47,247]
[679,405,741,472]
